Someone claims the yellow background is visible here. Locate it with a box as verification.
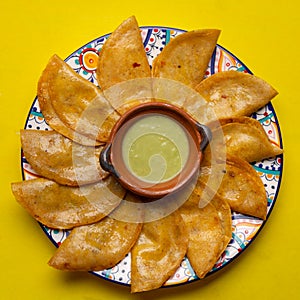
[1,1,299,299]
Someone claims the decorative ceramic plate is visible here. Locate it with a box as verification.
[21,26,283,287]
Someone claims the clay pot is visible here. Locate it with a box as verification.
[100,102,211,198]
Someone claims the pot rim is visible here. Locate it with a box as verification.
[100,102,211,198]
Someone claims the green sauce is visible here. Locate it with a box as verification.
[122,114,189,183]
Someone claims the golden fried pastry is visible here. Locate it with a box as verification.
[209,192,232,253]
[37,95,101,146]
[37,66,101,146]
[199,154,267,219]
[21,129,107,186]
[131,210,188,293]
[193,180,232,253]
[109,192,144,223]
[152,77,208,120]
[38,54,116,143]
[96,109,121,141]
[104,81,153,114]
[202,116,283,165]
[213,116,282,162]
[178,185,226,279]
[195,70,278,120]
[152,29,220,87]
[11,176,125,229]
[48,195,143,271]
[97,16,151,91]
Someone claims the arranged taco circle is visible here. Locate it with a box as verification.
[12,16,283,293]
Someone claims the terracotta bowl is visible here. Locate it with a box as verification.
[100,102,211,198]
